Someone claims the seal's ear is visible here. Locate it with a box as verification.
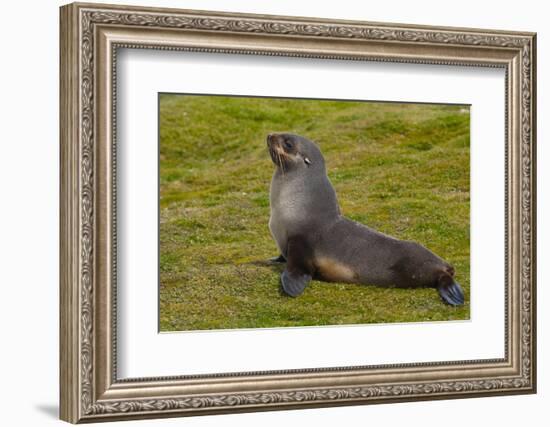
[304,157,312,165]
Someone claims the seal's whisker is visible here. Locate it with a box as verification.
[279,151,286,175]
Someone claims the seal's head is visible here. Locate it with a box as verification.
[266,133,325,173]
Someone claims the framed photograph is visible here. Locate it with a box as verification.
[60,2,536,423]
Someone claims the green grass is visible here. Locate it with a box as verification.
[159,94,470,331]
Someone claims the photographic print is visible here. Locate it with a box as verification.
[60,4,536,421]
[159,94,470,332]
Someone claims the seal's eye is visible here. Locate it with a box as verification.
[284,141,293,149]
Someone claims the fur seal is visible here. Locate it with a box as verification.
[267,132,464,306]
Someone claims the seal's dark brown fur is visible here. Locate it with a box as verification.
[267,133,464,305]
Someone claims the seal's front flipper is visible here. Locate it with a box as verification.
[437,274,465,306]
[268,254,286,263]
[280,235,313,297]
[281,269,312,297]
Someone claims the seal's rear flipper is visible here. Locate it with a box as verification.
[437,274,465,306]
[269,254,286,263]
[281,270,312,297]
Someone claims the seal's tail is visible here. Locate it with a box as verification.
[437,273,465,306]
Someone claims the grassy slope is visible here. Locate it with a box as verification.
[159,94,470,331]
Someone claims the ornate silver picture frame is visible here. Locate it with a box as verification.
[60,2,536,423]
